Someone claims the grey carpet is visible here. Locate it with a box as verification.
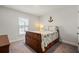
[9,40,78,53]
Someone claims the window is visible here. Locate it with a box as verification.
[19,17,29,34]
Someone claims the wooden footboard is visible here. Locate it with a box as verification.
[25,32,42,52]
[25,31,59,53]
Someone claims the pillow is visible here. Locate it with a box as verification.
[48,26,57,32]
[43,26,48,31]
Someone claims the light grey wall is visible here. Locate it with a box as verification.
[0,6,39,42]
[40,6,77,46]
[0,6,78,46]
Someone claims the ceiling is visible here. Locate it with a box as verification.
[3,5,73,16]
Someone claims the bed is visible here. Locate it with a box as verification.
[25,26,59,53]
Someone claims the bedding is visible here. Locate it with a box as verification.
[41,31,58,51]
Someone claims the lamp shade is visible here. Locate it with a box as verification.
[35,23,44,31]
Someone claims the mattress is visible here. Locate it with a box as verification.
[30,31,56,34]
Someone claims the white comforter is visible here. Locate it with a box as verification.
[41,31,58,51]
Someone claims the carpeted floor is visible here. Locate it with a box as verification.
[9,40,78,53]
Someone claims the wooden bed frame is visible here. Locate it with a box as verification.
[25,30,59,53]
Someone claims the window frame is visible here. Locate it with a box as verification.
[18,17,29,35]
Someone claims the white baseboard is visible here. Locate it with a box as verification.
[61,39,78,46]
[10,38,24,43]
